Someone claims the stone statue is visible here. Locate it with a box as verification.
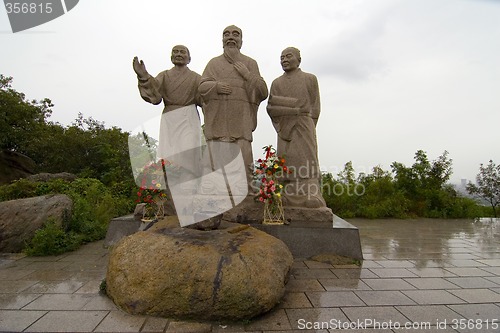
[199,25,268,192]
[133,45,203,219]
[133,45,201,112]
[267,47,326,208]
[133,45,202,160]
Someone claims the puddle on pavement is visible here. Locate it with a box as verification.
[349,218,500,268]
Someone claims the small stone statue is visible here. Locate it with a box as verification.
[267,47,326,208]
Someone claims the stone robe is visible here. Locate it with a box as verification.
[137,67,202,174]
[199,54,268,142]
[267,69,325,208]
[138,67,201,113]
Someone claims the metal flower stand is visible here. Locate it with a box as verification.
[141,198,166,222]
[263,197,285,225]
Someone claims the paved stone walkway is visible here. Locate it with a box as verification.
[0,218,499,332]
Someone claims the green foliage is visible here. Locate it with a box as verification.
[1,76,136,198]
[0,178,132,255]
[0,178,38,201]
[390,150,454,217]
[0,75,147,255]
[99,279,107,295]
[64,178,129,242]
[467,160,500,217]
[0,75,53,152]
[356,166,409,218]
[24,219,81,256]
[322,167,358,218]
[323,151,486,219]
[21,113,135,189]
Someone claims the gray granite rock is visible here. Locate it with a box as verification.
[0,194,72,252]
[106,217,293,320]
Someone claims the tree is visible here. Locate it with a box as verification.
[391,150,454,217]
[467,160,500,217]
[321,162,359,218]
[0,75,53,152]
[357,166,409,218]
[1,75,136,197]
[337,161,356,184]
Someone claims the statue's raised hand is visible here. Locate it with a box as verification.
[133,56,149,80]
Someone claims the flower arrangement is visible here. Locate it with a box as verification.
[136,159,169,220]
[254,145,287,204]
[254,145,290,224]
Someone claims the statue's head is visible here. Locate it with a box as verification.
[222,25,242,50]
[280,47,301,72]
[171,45,191,66]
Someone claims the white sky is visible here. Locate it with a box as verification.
[1,0,499,183]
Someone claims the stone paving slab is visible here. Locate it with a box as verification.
[404,277,460,290]
[0,218,499,332]
[0,310,47,332]
[395,304,465,323]
[26,310,108,332]
[93,310,146,332]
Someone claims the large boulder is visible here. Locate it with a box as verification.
[0,194,72,252]
[0,150,36,185]
[106,218,293,320]
[26,172,77,182]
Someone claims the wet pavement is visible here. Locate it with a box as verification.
[0,218,499,332]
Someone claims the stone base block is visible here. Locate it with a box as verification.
[223,199,334,224]
[252,215,363,260]
[104,215,140,247]
[105,211,362,260]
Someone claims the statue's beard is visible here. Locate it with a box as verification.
[223,45,241,64]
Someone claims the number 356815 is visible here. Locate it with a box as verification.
[5,2,53,14]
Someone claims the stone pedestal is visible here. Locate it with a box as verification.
[106,208,362,260]
[220,200,361,260]
[222,199,334,223]
[252,215,363,260]
[104,215,140,247]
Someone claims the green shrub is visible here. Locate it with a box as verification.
[0,177,132,255]
[0,178,38,201]
[24,219,81,256]
[99,279,107,295]
[322,155,489,219]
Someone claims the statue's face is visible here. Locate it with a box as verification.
[222,26,242,49]
[171,46,190,66]
[280,49,300,72]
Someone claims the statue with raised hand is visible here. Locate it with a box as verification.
[133,45,201,112]
[132,45,203,161]
[133,46,204,219]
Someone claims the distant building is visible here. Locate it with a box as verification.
[454,178,472,197]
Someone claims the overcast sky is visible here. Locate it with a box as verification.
[2,0,499,183]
